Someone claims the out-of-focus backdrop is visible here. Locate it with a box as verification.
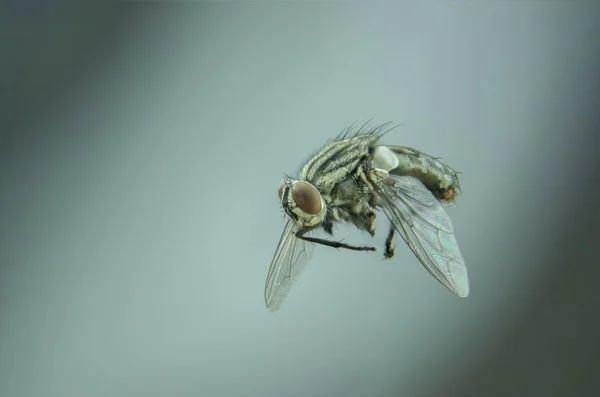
[1,2,599,397]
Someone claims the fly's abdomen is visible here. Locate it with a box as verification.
[372,145,461,202]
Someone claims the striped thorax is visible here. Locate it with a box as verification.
[299,135,378,197]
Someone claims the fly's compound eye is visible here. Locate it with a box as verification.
[277,179,285,200]
[291,181,322,215]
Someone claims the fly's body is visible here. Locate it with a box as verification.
[266,122,469,311]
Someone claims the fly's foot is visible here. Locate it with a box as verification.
[383,245,395,259]
[383,224,395,259]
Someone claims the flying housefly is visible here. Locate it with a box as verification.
[265,121,469,311]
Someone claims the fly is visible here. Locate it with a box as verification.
[265,121,470,311]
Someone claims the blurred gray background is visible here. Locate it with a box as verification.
[1,2,599,397]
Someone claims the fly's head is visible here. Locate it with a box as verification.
[278,177,326,228]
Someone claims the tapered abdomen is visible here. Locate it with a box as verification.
[373,145,461,202]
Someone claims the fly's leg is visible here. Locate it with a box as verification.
[358,163,395,258]
[295,229,376,252]
[322,220,334,235]
[384,224,395,259]
[365,210,376,237]
[298,235,376,252]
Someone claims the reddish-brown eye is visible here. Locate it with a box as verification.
[291,181,322,215]
[277,179,285,200]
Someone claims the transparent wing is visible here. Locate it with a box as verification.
[375,172,470,297]
[264,219,314,311]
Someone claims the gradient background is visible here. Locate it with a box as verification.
[2,2,600,397]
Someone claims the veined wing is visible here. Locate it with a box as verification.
[374,172,469,297]
[265,219,314,311]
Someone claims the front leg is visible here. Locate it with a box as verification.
[295,228,376,252]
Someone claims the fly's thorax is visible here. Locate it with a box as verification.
[299,136,377,195]
[278,178,326,227]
